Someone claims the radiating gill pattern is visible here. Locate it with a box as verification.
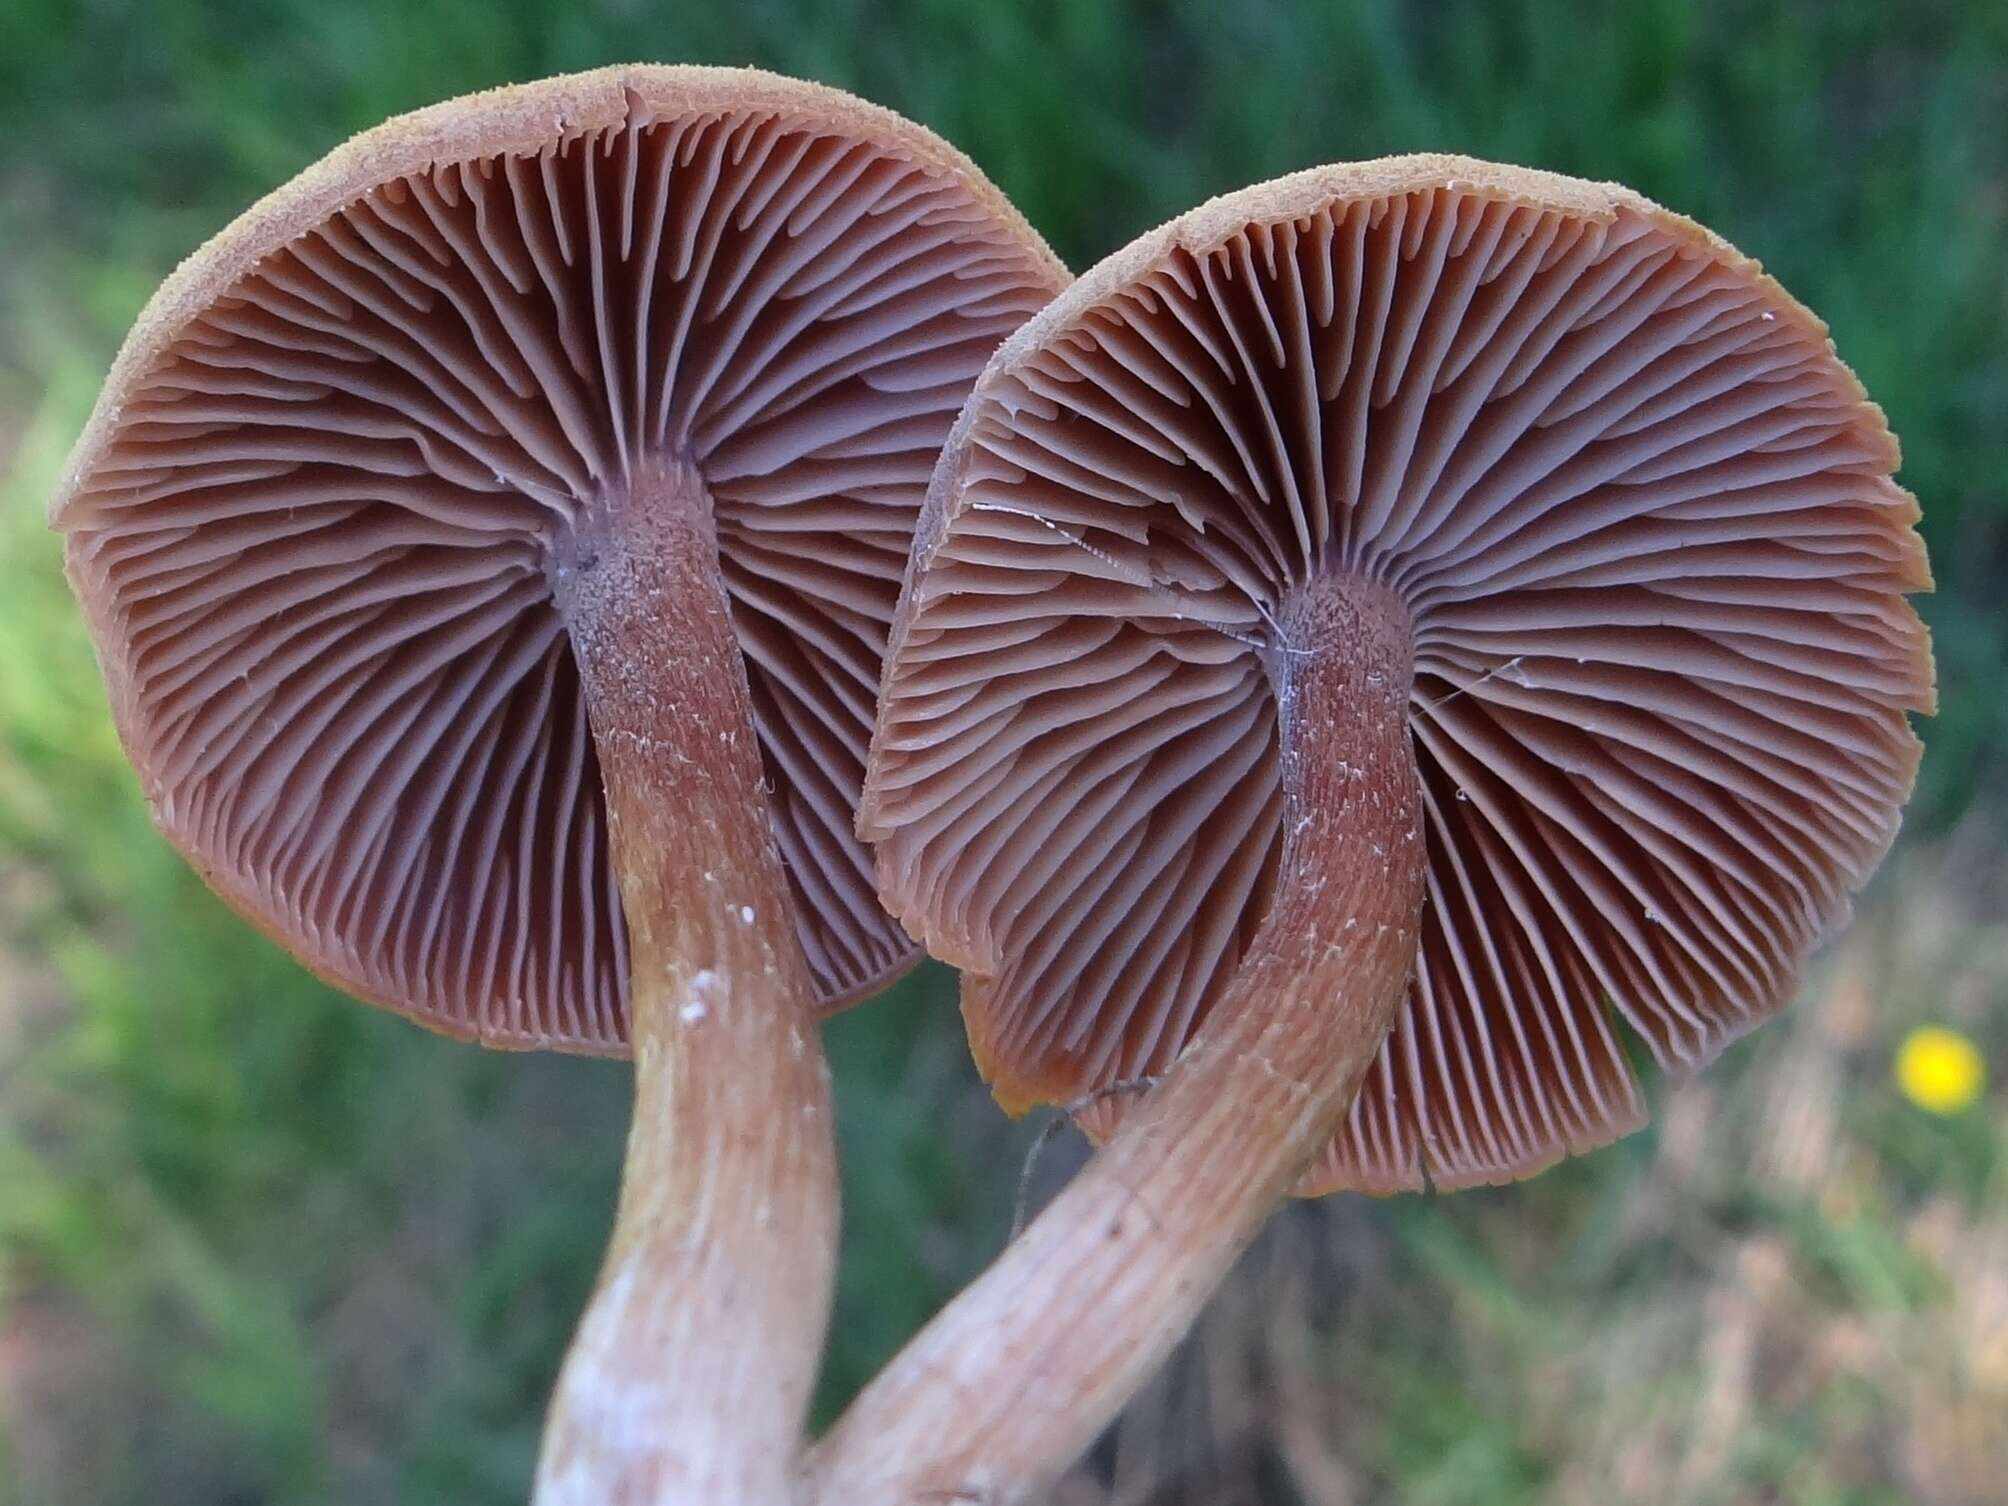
[867,173,1933,1193]
[59,100,1059,1047]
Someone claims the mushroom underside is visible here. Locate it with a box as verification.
[59,92,1060,1044]
[868,170,1933,1194]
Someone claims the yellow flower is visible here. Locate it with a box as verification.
[1894,1026,1987,1115]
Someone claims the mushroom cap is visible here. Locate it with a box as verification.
[862,156,1934,1194]
[52,65,1067,1049]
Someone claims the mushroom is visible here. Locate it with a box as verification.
[47,65,1064,1504]
[817,157,1933,1504]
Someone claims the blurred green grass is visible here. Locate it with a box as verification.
[0,3,2003,1503]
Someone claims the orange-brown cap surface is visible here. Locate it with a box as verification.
[52,65,1067,1050]
[863,157,1933,1194]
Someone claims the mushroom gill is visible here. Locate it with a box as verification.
[865,157,1934,1194]
[57,78,1063,1047]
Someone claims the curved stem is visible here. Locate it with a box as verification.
[535,461,838,1506]
[804,574,1424,1506]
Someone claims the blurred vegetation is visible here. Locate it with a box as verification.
[0,2,2002,1503]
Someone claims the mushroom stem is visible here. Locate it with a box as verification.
[808,574,1425,1506]
[535,460,838,1506]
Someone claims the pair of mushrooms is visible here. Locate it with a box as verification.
[52,65,1932,1506]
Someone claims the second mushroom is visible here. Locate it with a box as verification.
[821,156,1934,1505]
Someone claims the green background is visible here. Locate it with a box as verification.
[2,2,2003,1502]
